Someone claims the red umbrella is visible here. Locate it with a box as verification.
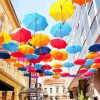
[61,73,70,77]
[50,38,67,49]
[53,68,62,73]
[82,72,94,77]
[10,28,32,42]
[41,64,52,70]
[94,57,100,63]
[74,58,86,65]
[11,52,24,58]
[28,67,36,73]
[79,68,88,74]
[29,57,41,64]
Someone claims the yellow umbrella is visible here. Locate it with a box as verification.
[13,62,24,68]
[49,0,75,22]
[18,45,35,54]
[0,32,12,44]
[30,34,50,47]
[86,52,99,59]
[53,63,62,68]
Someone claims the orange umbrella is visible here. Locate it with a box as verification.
[52,75,60,79]
[52,63,62,68]
[18,45,35,54]
[4,57,16,63]
[30,34,50,47]
[51,50,68,61]
[72,0,92,6]
[13,63,24,68]
[86,52,99,59]
[91,63,100,68]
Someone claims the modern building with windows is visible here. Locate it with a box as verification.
[0,0,28,99]
[66,0,100,99]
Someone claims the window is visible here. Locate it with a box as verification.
[63,87,65,93]
[56,87,59,94]
[44,88,47,93]
[50,88,52,94]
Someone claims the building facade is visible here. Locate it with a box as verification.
[43,79,69,100]
[0,0,28,100]
[67,0,100,99]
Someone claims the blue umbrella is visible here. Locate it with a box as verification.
[44,70,53,76]
[35,46,51,55]
[25,54,39,59]
[18,68,27,71]
[88,44,100,52]
[2,42,18,52]
[63,62,74,68]
[50,22,72,38]
[24,73,31,76]
[0,51,10,59]
[83,59,94,67]
[36,69,44,73]
[88,68,97,72]
[34,63,43,70]
[66,45,82,54]
[23,13,48,32]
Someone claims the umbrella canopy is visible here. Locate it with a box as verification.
[50,22,72,38]
[86,52,99,59]
[94,57,100,63]
[49,0,75,22]
[23,13,48,32]
[13,63,24,68]
[52,75,60,79]
[18,45,35,54]
[83,59,94,67]
[25,54,39,59]
[88,68,97,73]
[82,72,94,77]
[2,42,18,52]
[0,51,10,59]
[18,68,27,71]
[11,52,24,58]
[69,74,77,77]
[30,34,50,47]
[52,68,62,73]
[29,57,41,64]
[72,0,92,6]
[0,32,12,44]
[63,62,74,68]
[4,57,16,63]
[79,68,88,74]
[10,28,32,42]
[53,63,62,68]
[41,64,52,70]
[91,63,100,68]
[51,50,68,61]
[44,70,53,76]
[66,45,82,54]
[31,75,39,78]
[88,44,100,52]
[34,63,43,70]
[50,38,67,49]
[74,59,86,65]
[35,46,51,55]
[61,73,70,77]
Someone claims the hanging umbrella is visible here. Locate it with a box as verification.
[30,34,50,47]
[29,57,42,64]
[24,65,33,69]
[72,0,92,6]
[28,68,36,73]
[44,70,53,76]
[94,57,100,63]
[34,63,43,70]
[52,68,62,73]
[36,69,44,73]
[31,75,39,78]
[25,54,39,59]
[50,38,67,49]
[88,68,97,73]
[61,73,70,77]
[53,63,62,68]
[23,13,48,32]
[66,45,82,54]
[86,52,99,59]
[50,22,72,38]
[82,72,94,77]
[2,42,18,52]
[17,57,27,62]
[63,62,74,68]
[83,59,94,67]
[51,50,68,61]
[24,73,31,77]
[0,32,12,44]
[88,44,100,52]
[4,57,16,63]
[11,52,24,58]
[10,28,32,42]
[0,51,10,59]
[69,74,77,77]
[79,68,88,74]
[52,75,60,79]
[74,58,86,65]
[41,64,52,70]
[18,68,27,71]
[49,0,75,22]
[35,46,51,55]
[18,45,35,54]
[13,63,24,68]
[91,63,100,68]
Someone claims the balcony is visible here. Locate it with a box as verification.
[0,60,27,87]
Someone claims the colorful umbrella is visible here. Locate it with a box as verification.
[44,70,53,76]
[53,63,62,68]
[91,63,100,68]
[66,45,82,54]
[31,75,39,78]
[51,50,68,61]
[63,62,74,68]
[83,59,94,67]
[52,68,62,73]
[49,0,75,22]
[88,44,100,52]
[34,63,43,70]
[0,51,10,59]
[10,28,32,42]
[18,45,35,54]
[18,68,27,71]
[50,38,67,49]
[30,34,50,47]
[74,59,86,65]
[50,22,72,38]
[23,13,48,32]
[13,63,24,68]
[94,57,100,63]
[72,0,92,6]
[69,74,77,77]
[86,52,99,59]
[4,57,16,63]
[82,72,94,77]
[2,42,18,52]
[88,68,97,73]
[41,64,52,70]
[24,73,31,77]
[52,75,60,79]
[36,69,44,73]
[0,32,12,44]
[79,68,88,74]
[25,54,39,59]
[29,57,41,64]
[61,73,70,77]
[35,46,51,55]
[11,52,24,58]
